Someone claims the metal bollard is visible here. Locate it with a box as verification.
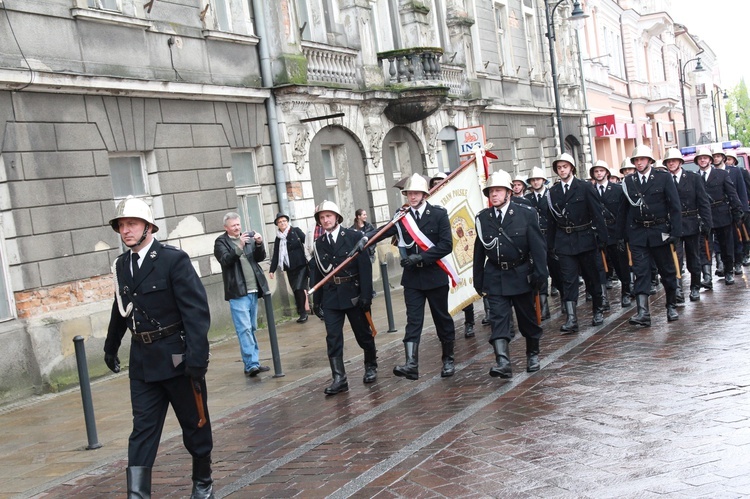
[73,336,102,450]
[379,262,398,333]
[262,293,285,378]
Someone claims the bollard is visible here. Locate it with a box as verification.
[262,293,285,378]
[73,336,102,450]
[379,262,398,333]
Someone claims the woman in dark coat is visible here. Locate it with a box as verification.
[269,213,310,323]
[350,209,376,263]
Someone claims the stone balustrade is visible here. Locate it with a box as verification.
[377,47,446,86]
[301,41,358,86]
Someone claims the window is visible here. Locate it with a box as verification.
[110,155,147,198]
[296,0,312,40]
[523,4,539,79]
[321,147,343,204]
[437,127,459,172]
[388,142,411,180]
[494,2,513,74]
[88,0,121,11]
[212,0,232,31]
[231,150,264,245]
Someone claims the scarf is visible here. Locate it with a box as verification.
[276,226,290,270]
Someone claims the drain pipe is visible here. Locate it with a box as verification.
[252,0,289,216]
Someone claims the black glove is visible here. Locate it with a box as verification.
[529,273,546,291]
[407,254,423,266]
[104,353,120,373]
[700,222,711,238]
[617,239,626,253]
[313,303,324,320]
[666,235,679,246]
[733,211,743,225]
[598,241,607,251]
[400,258,411,268]
[347,236,368,258]
[357,296,372,312]
[185,365,207,380]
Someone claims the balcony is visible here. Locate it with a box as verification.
[301,41,358,87]
[647,81,680,114]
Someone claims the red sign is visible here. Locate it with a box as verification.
[595,114,617,137]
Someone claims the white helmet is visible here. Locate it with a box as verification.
[620,157,634,174]
[512,174,528,186]
[109,196,158,233]
[694,146,713,163]
[401,173,430,195]
[552,153,577,175]
[630,145,655,165]
[429,171,448,188]
[663,148,684,165]
[711,143,726,161]
[483,170,513,196]
[314,200,344,225]
[527,166,547,181]
[589,159,609,179]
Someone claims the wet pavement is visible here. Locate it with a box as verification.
[3,273,750,498]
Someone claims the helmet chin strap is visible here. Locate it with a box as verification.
[126,224,151,249]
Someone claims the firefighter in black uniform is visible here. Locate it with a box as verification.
[591,160,632,308]
[310,200,377,395]
[694,146,744,286]
[104,196,214,499]
[663,147,713,302]
[474,170,548,378]
[358,173,456,380]
[726,150,750,266]
[525,166,559,319]
[617,145,682,326]
[547,153,608,333]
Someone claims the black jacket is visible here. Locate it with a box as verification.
[594,182,624,245]
[701,168,742,228]
[269,226,307,273]
[214,232,270,300]
[673,170,712,236]
[547,177,608,255]
[617,169,682,246]
[105,240,211,382]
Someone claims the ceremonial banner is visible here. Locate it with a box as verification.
[430,157,486,316]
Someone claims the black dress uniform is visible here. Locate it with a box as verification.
[617,167,682,324]
[525,188,561,318]
[547,177,608,331]
[596,181,632,307]
[474,201,548,377]
[372,201,456,379]
[671,169,712,300]
[701,167,744,284]
[105,239,213,485]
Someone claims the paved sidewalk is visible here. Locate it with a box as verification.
[4,275,750,498]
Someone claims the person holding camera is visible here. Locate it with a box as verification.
[473,171,548,378]
[269,213,310,323]
[214,212,271,377]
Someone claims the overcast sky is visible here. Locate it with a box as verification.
[668,0,749,89]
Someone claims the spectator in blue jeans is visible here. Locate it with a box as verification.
[214,212,271,377]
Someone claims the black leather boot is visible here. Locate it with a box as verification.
[743,244,750,266]
[363,349,377,384]
[620,286,633,307]
[675,277,685,304]
[489,339,512,378]
[701,264,713,290]
[324,357,348,395]
[560,301,578,333]
[725,259,735,285]
[539,294,550,320]
[393,342,419,380]
[440,341,455,377]
[601,285,611,312]
[127,466,152,499]
[715,254,725,276]
[191,456,214,499]
[689,285,701,301]
[629,294,651,327]
[666,290,679,322]
[464,322,475,338]
[734,263,743,275]
[525,337,540,373]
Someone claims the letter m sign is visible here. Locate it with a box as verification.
[595,115,616,137]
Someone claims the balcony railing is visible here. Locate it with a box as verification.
[377,47,467,97]
[301,41,358,87]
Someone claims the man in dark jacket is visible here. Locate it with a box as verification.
[726,150,750,266]
[663,148,712,301]
[617,145,682,326]
[214,212,270,377]
[104,196,214,499]
[310,200,377,395]
[474,170,548,378]
[547,153,608,333]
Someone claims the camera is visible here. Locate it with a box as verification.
[245,231,256,238]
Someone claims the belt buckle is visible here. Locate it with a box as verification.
[416,262,424,267]
[141,332,152,344]
[500,262,509,270]
[565,227,573,234]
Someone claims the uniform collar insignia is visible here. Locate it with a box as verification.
[425,209,430,215]
[149,250,157,259]
[508,209,514,215]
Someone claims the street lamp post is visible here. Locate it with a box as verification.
[710,88,729,141]
[544,0,587,150]
[678,56,704,146]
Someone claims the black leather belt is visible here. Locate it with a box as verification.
[710,200,726,207]
[131,322,183,344]
[540,228,547,235]
[493,256,527,270]
[681,209,698,217]
[333,274,358,284]
[635,218,667,227]
[557,222,591,234]
[605,218,616,226]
